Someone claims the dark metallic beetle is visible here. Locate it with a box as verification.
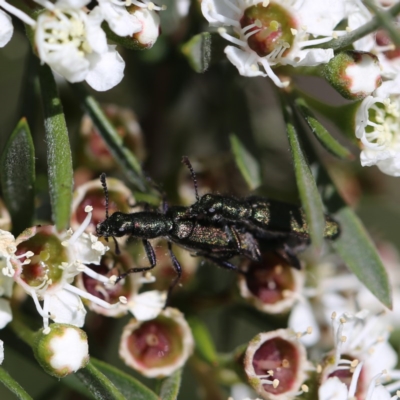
[180,157,340,268]
[96,174,261,300]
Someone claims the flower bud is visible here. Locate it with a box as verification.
[323,51,382,100]
[33,323,89,378]
[128,6,160,49]
[238,252,303,314]
[78,105,146,173]
[119,307,194,377]
[244,329,307,399]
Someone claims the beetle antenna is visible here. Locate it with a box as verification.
[100,173,109,220]
[182,156,199,202]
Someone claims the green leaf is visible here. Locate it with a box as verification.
[90,358,158,400]
[295,99,354,160]
[284,110,325,251]
[0,367,33,400]
[158,369,182,400]
[230,134,261,191]
[181,32,227,73]
[0,118,35,236]
[188,317,217,366]
[316,167,392,309]
[181,33,212,73]
[71,83,151,193]
[332,208,392,309]
[38,64,73,232]
[76,361,126,400]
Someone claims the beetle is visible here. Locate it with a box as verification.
[180,156,340,268]
[96,173,261,300]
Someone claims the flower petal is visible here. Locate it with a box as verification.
[224,46,266,77]
[48,290,87,327]
[0,299,12,329]
[98,1,141,37]
[85,46,125,91]
[0,10,13,48]
[128,290,165,321]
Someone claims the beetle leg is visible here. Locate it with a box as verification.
[115,239,157,282]
[202,255,246,275]
[275,243,301,270]
[224,225,241,249]
[164,242,182,308]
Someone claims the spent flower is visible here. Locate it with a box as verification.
[119,307,194,377]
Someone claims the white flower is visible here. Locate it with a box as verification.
[35,2,125,91]
[355,93,400,176]
[0,9,13,47]
[0,340,3,365]
[319,309,400,399]
[201,0,347,86]
[131,7,160,48]
[319,370,392,400]
[13,207,125,331]
[96,0,162,45]
[0,230,17,277]
[97,0,141,37]
[345,1,400,80]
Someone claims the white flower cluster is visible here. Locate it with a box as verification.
[0,205,166,335]
[199,0,400,177]
[0,0,162,91]
[349,0,400,177]
[235,243,400,399]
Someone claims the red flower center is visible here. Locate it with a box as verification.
[241,2,296,57]
[252,337,300,395]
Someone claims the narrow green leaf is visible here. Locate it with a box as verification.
[71,83,151,193]
[158,369,182,400]
[181,33,212,73]
[38,64,73,232]
[230,134,261,191]
[76,361,126,400]
[333,209,392,308]
[316,167,392,309]
[91,358,158,400]
[284,110,325,250]
[0,118,35,236]
[0,367,33,400]
[181,32,227,73]
[295,99,354,160]
[188,317,217,366]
